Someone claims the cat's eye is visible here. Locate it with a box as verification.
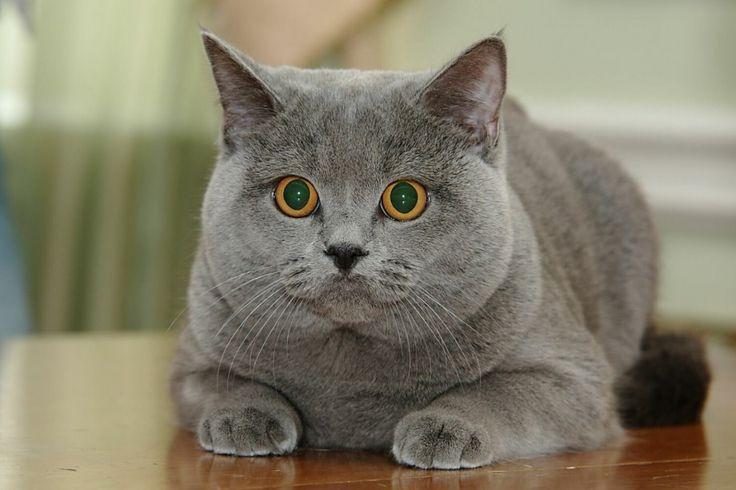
[381,179,428,221]
[274,176,319,218]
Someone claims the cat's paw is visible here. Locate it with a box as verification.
[392,411,493,469]
[197,405,299,456]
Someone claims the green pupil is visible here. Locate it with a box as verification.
[283,179,310,210]
[390,181,418,214]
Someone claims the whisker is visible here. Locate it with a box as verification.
[398,296,433,381]
[246,292,294,376]
[270,294,298,382]
[378,297,402,358]
[388,298,412,384]
[212,271,282,338]
[215,280,283,392]
[414,284,485,384]
[166,267,276,332]
[406,294,463,385]
[225,289,286,391]
[285,297,305,366]
[416,273,475,300]
[413,288,481,382]
[415,280,484,336]
[283,279,323,364]
[412,291,471,366]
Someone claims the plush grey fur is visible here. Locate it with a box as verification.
[171,31,678,470]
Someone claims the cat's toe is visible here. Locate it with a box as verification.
[392,411,492,469]
[198,406,298,456]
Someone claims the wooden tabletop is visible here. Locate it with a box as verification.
[0,333,734,489]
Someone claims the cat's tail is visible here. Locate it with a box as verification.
[615,329,711,428]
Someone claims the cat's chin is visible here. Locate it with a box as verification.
[303,290,384,326]
[306,300,380,326]
[293,274,401,327]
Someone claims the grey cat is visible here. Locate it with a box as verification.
[171,30,710,469]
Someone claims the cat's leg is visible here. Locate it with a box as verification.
[172,368,302,456]
[171,252,302,456]
[392,357,619,469]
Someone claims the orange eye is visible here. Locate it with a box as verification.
[274,176,319,218]
[381,179,428,221]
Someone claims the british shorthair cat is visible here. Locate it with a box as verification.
[170,31,709,469]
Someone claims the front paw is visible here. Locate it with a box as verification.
[198,405,299,456]
[393,411,493,469]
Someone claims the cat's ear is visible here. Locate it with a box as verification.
[201,30,282,140]
[420,37,506,146]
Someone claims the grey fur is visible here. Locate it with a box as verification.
[171,31,657,469]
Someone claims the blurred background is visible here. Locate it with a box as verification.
[0,0,734,338]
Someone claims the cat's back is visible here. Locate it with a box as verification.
[503,100,657,372]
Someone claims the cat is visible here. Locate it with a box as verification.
[170,30,710,469]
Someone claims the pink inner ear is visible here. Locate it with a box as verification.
[465,65,504,140]
[487,118,499,146]
[203,32,280,132]
[422,38,506,145]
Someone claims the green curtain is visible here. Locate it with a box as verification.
[1,0,220,332]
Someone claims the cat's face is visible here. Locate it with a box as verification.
[200,33,511,333]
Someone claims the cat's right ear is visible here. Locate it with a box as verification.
[201,30,282,142]
[420,37,506,147]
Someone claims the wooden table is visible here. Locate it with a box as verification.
[0,333,734,489]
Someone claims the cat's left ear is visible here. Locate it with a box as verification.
[201,29,282,145]
[420,37,506,146]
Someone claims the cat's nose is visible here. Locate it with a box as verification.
[324,243,368,272]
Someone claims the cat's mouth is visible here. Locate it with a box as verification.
[302,275,387,325]
[282,266,413,325]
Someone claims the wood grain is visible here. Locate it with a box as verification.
[0,333,734,489]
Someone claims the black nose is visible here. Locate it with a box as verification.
[325,243,368,272]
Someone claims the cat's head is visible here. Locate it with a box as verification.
[199,31,513,332]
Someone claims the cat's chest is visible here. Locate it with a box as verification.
[274,373,441,449]
[246,332,451,448]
